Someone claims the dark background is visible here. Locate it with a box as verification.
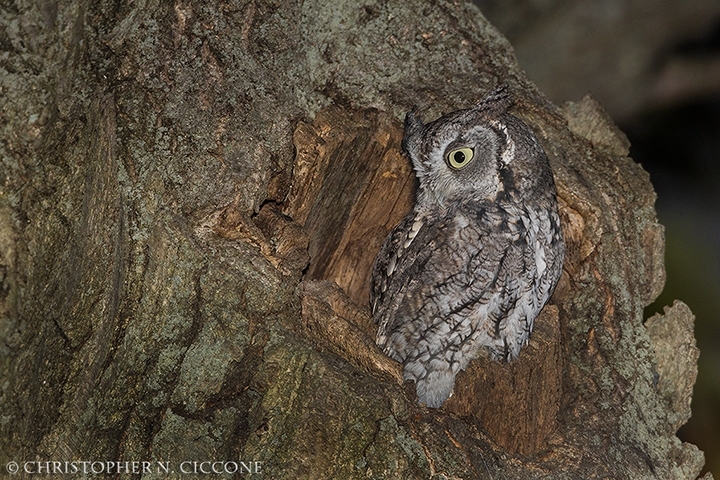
[474,0,720,476]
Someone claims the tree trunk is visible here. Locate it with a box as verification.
[0,0,708,478]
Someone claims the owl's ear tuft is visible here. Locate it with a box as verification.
[473,85,514,117]
[402,108,424,152]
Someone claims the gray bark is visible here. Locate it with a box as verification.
[0,0,707,478]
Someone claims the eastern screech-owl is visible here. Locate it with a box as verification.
[370,87,565,408]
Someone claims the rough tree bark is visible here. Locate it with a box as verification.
[0,0,709,479]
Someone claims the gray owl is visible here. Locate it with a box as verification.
[370,87,565,408]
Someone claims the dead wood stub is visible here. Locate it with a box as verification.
[284,106,414,306]
[444,305,563,456]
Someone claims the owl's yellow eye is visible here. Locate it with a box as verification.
[446,147,474,169]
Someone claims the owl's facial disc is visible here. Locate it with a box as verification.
[406,111,510,206]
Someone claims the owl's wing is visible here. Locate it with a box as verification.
[370,210,442,346]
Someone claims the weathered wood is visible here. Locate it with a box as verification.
[285,106,414,306]
[445,306,562,456]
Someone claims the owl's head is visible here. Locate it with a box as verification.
[402,87,551,208]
